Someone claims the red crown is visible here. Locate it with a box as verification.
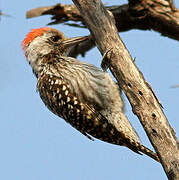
[22,27,51,52]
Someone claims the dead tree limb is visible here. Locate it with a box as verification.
[72,0,179,179]
[68,36,95,58]
[26,0,179,41]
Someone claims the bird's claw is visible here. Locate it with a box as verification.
[101,48,113,71]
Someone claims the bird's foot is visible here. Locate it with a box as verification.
[101,48,113,71]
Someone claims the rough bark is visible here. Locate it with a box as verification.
[26,0,179,41]
[71,0,179,180]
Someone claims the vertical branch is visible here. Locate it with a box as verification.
[72,0,179,179]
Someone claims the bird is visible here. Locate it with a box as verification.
[22,27,160,162]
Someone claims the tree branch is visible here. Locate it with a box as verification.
[68,36,95,58]
[26,0,179,41]
[72,0,179,180]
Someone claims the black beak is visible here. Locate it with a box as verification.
[61,36,90,48]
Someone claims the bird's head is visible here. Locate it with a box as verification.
[22,27,89,76]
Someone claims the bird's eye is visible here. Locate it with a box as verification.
[50,35,60,42]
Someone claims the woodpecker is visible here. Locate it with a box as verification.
[22,27,160,162]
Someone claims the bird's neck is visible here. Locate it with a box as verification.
[26,52,47,78]
[26,43,74,78]
[27,48,68,78]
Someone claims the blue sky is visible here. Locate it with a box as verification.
[0,0,178,180]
